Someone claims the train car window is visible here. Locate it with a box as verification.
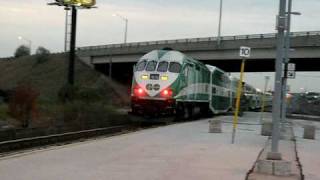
[136,60,147,71]
[195,65,200,71]
[146,61,158,71]
[157,61,169,72]
[169,62,181,73]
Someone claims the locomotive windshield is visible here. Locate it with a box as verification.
[146,61,158,71]
[157,61,169,72]
[136,60,147,71]
[169,62,181,73]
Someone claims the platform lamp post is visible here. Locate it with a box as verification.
[281,0,301,124]
[112,13,128,43]
[267,0,287,161]
[48,0,96,87]
[18,36,32,54]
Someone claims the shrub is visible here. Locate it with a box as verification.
[58,84,104,103]
[0,104,8,121]
[35,46,50,64]
[8,85,39,128]
[14,45,30,58]
[62,101,116,130]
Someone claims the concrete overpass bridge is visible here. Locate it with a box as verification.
[77,31,320,82]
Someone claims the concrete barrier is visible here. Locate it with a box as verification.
[257,159,292,176]
[209,119,222,133]
[303,125,316,139]
[261,121,272,136]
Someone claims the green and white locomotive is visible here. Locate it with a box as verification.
[131,50,232,118]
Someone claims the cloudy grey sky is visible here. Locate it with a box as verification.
[0,0,320,92]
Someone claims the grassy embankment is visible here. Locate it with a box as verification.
[0,53,130,128]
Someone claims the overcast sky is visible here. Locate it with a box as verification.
[0,0,320,92]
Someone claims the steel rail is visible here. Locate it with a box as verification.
[0,125,125,154]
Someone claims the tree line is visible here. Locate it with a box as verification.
[14,45,50,58]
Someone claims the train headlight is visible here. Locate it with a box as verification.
[161,75,168,81]
[141,74,149,80]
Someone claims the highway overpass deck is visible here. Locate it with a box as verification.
[77,31,320,72]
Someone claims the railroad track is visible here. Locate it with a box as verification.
[0,125,126,155]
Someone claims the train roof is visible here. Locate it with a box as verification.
[139,50,187,64]
[138,50,207,67]
[205,65,226,74]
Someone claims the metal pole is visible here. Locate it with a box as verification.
[113,14,128,43]
[124,19,128,43]
[281,0,293,124]
[109,55,113,79]
[260,76,270,122]
[267,0,287,160]
[217,0,223,46]
[64,9,69,52]
[232,59,246,144]
[68,6,77,86]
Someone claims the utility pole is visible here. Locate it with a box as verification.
[68,5,77,86]
[280,0,292,125]
[267,0,287,160]
[281,0,301,124]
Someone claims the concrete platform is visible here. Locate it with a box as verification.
[293,119,320,180]
[0,112,267,180]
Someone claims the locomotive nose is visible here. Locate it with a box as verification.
[146,83,161,92]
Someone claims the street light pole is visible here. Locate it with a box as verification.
[113,14,128,43]
[217,0,223,46]
[267,0,287,160]
[124,18,128,43]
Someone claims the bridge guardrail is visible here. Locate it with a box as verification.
[78,31,320,52]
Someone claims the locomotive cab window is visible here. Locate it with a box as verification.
[146,61,158,71]
[195,65,200,71]
[135,60,147,71]
[169,62,181,73]
[157,61,169,72]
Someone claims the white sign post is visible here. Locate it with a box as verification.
[232,46,251,144]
